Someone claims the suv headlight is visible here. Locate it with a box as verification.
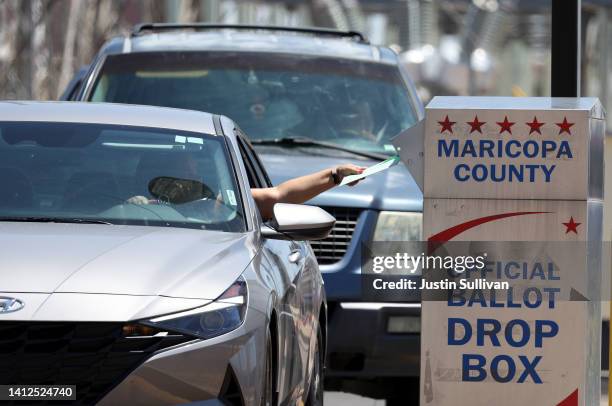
[144,276,247,339]
[372,211,422,241]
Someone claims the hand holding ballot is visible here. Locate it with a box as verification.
[251,160,396,220]
[339,155,401,186]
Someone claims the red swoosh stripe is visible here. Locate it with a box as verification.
[556,389,578,406]
[427,211,549,253]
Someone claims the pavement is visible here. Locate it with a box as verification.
[325,375,610,405]
[324,392,385,406]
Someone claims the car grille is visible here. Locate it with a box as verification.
[0,322,195,405]
[310,206,361,265]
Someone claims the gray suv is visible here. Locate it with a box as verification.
[65,24,424,403]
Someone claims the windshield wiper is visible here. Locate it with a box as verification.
[0,217,113,225]
[250,136,388,161]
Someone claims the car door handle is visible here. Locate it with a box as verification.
[288,249,302,264]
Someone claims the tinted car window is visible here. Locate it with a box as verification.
[236,132,272,188]
[237,138,263,189]
[0,122,245,232]
[90,51,418,155]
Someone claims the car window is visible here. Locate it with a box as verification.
[237,136,264,189]
[236,130,273,188]
[89,51,418,156]
[247,142,273,188]
[0,121,246,232]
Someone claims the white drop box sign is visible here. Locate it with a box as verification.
[421,199,602,406]
[424,97,604,200]
[415,97,605,406]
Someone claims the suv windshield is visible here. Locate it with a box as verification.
[90,52,418,155]
[0,121,245,232]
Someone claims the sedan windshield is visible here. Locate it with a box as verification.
[90,52,418,155]
[0,122,245,232]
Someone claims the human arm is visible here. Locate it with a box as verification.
[252,164,365,220]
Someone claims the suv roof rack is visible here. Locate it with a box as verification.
[131,23,369,44]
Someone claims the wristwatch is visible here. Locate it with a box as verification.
[331,167,341,185]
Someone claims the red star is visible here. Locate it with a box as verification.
[562,217,581,234]
[438,115,455,134]
[466,116,486,134]
[526,116,545,135]
[556,117,574,135]
[496,116,515,134]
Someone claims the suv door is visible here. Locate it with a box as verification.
[236,133,315,402]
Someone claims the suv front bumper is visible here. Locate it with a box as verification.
[325,301,421,378]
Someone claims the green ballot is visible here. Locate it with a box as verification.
[340,155,400,186]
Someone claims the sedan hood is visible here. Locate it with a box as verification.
[0,222,254,300]
[258,151,422,211]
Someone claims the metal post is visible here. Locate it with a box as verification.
[551,0,581,97]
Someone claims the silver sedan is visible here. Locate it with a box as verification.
[0,101,332,405]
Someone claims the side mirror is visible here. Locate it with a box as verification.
[261,203,335,241]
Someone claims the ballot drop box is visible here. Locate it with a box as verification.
[419,97,605,406]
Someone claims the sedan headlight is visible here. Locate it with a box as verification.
[144,276,247,339]
[372,211,422,241]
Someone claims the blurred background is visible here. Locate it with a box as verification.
[1,0,610,107]
[3,0,612,234]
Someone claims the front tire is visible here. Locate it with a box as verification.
[261,328,275,406]
[305,326,324,406]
